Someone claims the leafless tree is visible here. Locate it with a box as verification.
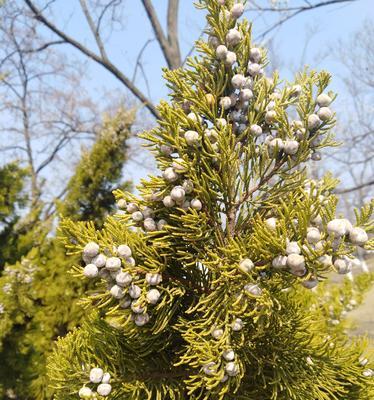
[17,0,359,119]
[0,4,100,210]
[328,19,374,211]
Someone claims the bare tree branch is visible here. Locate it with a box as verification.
[141,0,181,69]
[79,0,109,60]
[335,180,374,195]
[23,0,159,118]
[253,0,358,41]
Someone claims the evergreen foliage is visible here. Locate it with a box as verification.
[40,1,374,399]
[0,108,134,399]
[0,162,30,269]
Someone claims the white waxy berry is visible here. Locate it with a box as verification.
[247,62,261,76]
[172,158,186,172]
[311,151,321,161]
[91,253,107,268]
[291,84,302,97]
[119,296,131,308]
[286,241,301,255]
[211,328,224,340]
[327,219,351,237]
[239,88,253,102]
[116,272,132,287]
[187,112,202,124]
[265,217,277,230]
[184,130,199,146]
[126,202,139,213]
[131,301,145,314]
[287,254,305,270]
[117,245,132,258]
[144,217,157,232]
[110,284,124,299]
[126,256,136,267]
[216,118,227,129]
[239,258,254,273]
[191,198,203,211]
[318,254,332,267]
[230,3,244,19]
[231,74,245,89]
[316,93,332,107]
[225,362,239,376]
[221,375,228,383]
[249,124,262,136]
[171,186,186,202]
[219,96,232,110]
[317,107,333,122]
[312,214,323,226]
[106,257,121,271]
[307,114,321,130]
[203,362,216,376]
[97,383,112,397]
[349,227,368,246]
[226,29,242,46]
[232,318,243,331]
[225,51,237,66]
[83,242,99,258]
[249,47,262,63]
[182,179,194,194]
[134,313,149,326]
[216,44,228,60]
[163,195,175,208]
[222,349,235,361]
[129,284,141,299]
[272,255,288,269]
[359,357,369,367]
[208,35,220,49]
[157,219,167,230]
[132,211,144,222]
[160,144,173,155]
[244,283,262,297]
[102,372,110,384]
[146,273,162,286]
[83,264,98,278]
[79,387,92,399]
[302,278,319,289]
[142,207,154,218]
[362,369,374,377]
[269,138,284,153]
[117,198,127,209]
[163,167,179,182]
[89,367,104,383]
[284,140,299,155]
[307,227,321,244]
[147,288,161,304]
[264,110,277,124]
[334,258,351,274]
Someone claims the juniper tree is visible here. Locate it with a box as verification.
[0,109,134,400]
[0,162,30,269]
[48,1,373,399]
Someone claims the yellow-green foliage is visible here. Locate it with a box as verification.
[47,1,373,399]
[0,108,134,399]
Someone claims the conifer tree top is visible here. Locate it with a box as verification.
[51,1,373,399]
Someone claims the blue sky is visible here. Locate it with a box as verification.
[4,0,374,190]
